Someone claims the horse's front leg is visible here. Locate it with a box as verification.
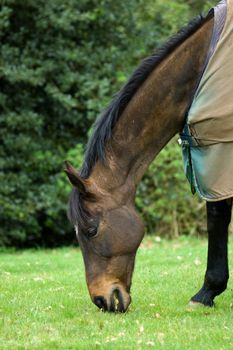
[190,199,232,307]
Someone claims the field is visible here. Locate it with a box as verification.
[1,236,233,350]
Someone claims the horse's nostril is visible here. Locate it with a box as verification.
[93,296,107,311]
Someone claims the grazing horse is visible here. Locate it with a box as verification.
[65,7,233,312]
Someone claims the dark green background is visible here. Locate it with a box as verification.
[0,0,216,247]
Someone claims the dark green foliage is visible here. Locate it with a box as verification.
[0,0,141,246]
[135,0,190,54]
[0,0,217,246]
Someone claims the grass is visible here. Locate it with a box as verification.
[1,236,233,350]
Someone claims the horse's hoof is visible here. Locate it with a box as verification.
[187,300,205,309]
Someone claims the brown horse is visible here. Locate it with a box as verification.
[65,10,232,312]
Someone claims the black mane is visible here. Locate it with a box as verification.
[68,11,213,228]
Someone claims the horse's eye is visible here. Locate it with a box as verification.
[87,226,98,238]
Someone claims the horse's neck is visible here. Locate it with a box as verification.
[90,17,214,200]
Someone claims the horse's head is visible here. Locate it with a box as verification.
[65,161,144,312]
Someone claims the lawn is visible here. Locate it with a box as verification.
[0,236,233,350]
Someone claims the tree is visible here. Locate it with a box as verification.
[0,0,141,246]
[0,0,218,246]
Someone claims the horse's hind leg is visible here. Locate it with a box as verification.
[190,198,232,307]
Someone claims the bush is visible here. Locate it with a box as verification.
[0,0,216,246]
[0,0,142,246]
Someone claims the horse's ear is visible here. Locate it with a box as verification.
[64,161,86,193]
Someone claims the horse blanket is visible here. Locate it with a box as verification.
[181,0,233,201]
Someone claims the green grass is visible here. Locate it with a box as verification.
[1,236,233,350]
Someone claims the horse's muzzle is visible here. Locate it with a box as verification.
[93,288,131,313]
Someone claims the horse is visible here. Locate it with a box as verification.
[65,9,232,312]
